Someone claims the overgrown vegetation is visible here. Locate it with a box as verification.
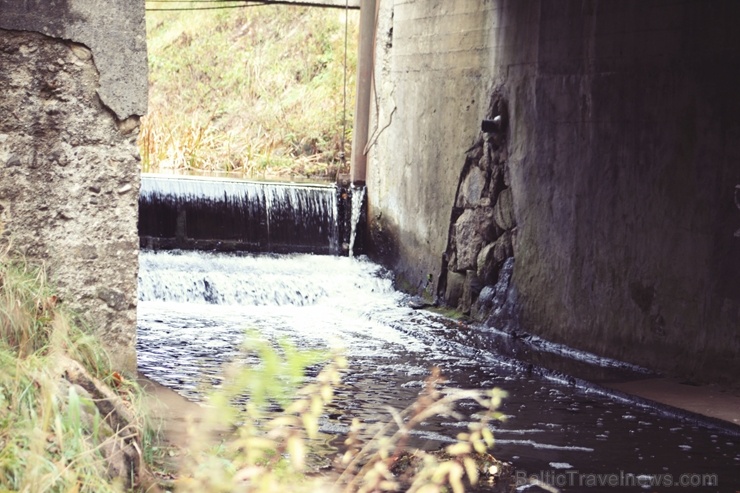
[0,250,152,492]
[174,336,513,493]
[140,6,359,179]
[0,251,517,492]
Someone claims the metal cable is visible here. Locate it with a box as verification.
[339,0,349,168]
[146,0,359,11]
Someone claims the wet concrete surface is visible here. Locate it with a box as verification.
[606,378,740,428]
[137,251,740,492]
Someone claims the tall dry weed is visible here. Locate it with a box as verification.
[141,6,358,180]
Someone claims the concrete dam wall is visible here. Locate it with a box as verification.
[139,175,366,256]
[0,0,146,372]
[367,0,740,384]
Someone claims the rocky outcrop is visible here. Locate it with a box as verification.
[440,91,517,323]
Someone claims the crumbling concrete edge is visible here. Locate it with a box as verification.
[0,0,148,120]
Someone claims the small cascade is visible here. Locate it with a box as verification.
[139,174,345,255]
[348,185,366,257]
[138,250,740,487]
[138,250,396,307]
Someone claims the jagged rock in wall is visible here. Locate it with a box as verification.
[440,90,518,322]
[477,230,513,284]
[0,27,143,372]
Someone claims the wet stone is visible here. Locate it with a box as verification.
[471,284,496,321]
[445,270,466,307]
[493,188,515,231]
[455,166,486,208]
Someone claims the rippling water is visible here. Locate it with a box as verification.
[138,250,740,492]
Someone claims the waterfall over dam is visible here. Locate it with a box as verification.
[139,174,364,255]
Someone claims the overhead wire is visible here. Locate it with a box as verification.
[339,0,349,169]
[145,0,359,11]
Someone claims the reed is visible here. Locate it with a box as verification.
[0,250,156,492]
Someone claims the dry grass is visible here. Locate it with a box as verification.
[0,250,154,493]
[140,6,359,180]
[173,336,512,493]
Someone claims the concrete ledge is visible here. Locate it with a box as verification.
[607,378,740,429]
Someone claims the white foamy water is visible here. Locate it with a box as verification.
[137,250,740,492]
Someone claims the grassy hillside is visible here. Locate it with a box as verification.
[140,5,359,179]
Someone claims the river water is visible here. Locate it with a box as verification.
[137,250,740,492]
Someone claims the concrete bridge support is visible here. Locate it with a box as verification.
[0,1,147,373]
[367,0,740,384]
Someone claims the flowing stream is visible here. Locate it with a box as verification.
[138,250,739,492]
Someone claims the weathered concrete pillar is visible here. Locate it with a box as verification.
[0,0,147,373]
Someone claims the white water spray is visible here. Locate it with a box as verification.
[348,185,366,257]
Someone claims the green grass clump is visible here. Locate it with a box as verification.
[0,253,108,373]
[0,251,152,492]
[140,6,359,179]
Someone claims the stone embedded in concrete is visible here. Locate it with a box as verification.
[444,270,466,308]
[6,155,21,167]
[467,142,484,164]
[460,269,482,315]
[476,230,513,285]
[470,284,496,321]
[487,165,506,201]
[453,209,485,271]
[493,230,514,265]
[477,205,497,243]
[493,188,516,231]
[441,90,513,317]
[455,165,486,208]
[476,243,495,282]
[97,288,128,311]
